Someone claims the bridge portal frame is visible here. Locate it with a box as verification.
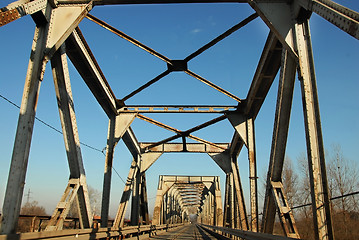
[0,1,358,240]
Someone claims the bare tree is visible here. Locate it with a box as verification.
[20,201,47,216]
[282,156,299,208]
[295,146,359,240]
[326,144,359,239]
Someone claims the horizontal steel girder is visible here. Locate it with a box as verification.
[140,142,230,153]
[118,105,238,113]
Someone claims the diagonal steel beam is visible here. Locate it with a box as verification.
[185,13,258,62]
[299,0,359,40]
[243,31,282,117]
[66,27,118,118]
[137,114,181,133]
[138,114,227,151]
[185,70,242,102]
[142,115,227,151]
[121,70,171,102]
[86,13,171,63]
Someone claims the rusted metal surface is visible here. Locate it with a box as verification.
[140,142,229,153]
[0,9,21,26]
[295,19,334,240]
[119,105,237,113]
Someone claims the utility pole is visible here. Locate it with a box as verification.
[25,189,32,203]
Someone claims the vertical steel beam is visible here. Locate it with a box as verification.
[229,174,235,229]
[163,193,168,224]
[223,174,230,228]
[227,114,257,231]
[49,44,92,229]
[247,118,258,232]
[231,160,249,230]
[101,116,116,227]
[294,19,334,240]
[214,177,223,227]
[152,179,174,225]
[130,156,141,226]
[152,187,164,225]
[101,113,136,227]
[0,8,51,234]
[261,49,297,234]
[139,173,150,225]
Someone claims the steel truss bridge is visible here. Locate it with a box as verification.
[0,0,358,239]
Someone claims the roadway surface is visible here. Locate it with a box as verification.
[149,224,229,240]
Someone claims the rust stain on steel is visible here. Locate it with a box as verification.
[0,9,21,26]
[118,105,237,113]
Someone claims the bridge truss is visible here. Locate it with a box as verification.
[0,0,358,240]
[152,176,223,226]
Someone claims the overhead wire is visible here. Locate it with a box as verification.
[0,93,127,185]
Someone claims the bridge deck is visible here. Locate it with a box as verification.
[150,224,227,240]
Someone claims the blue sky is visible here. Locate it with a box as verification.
[0,1,358,218]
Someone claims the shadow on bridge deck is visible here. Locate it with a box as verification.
[149,224,229,240]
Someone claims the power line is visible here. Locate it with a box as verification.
[1,93,127,185]
[292,190,359,210]
[0,93,102,152]
[112,167,127,185]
